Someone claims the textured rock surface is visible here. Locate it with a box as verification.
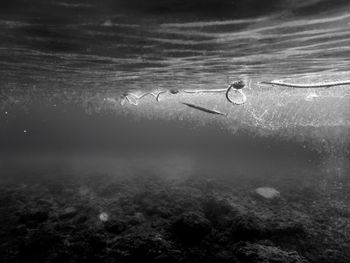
[255,187,280,199]
[234,242,309,263]
[0,171,349,263]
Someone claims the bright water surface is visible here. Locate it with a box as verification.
[1,0,350,97]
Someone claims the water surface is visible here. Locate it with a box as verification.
[0,0,349,171]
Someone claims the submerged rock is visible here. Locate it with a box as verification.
[104,219,126,235]
[202,198,237,226]
[59,207,78,220]
[172,211,211,241]
[234,242,309,263]
[1,172,349,262]
[230,213,265,241]
[19,226,62,262]
[110,232,181,263]
[255,187,280,199]
[19,209,49,227]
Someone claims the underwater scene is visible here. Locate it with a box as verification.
[0,0,350,262]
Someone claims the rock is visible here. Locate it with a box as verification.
[230,213,265,241]
[202,198,236,225]
[172,211,211,241]
[230,210,308,242]
[71,214,89,225]
[59,207,78,220]
[255,187,280,199]
[110,232,180,263]
[19,209,49,227]
[78,186,91,197]
[104,219,126,235]
[234,242,309,263]
[318,249,348,263]
[19,227,62,262]
[127,212,145,225]
[215,250,240,263]
[266,219,306,237]
[2,170,349,263]
[145,205,172,218]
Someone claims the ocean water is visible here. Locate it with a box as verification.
[1,2,350,262]
[0,0,349,171]
[1,0,350,93]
